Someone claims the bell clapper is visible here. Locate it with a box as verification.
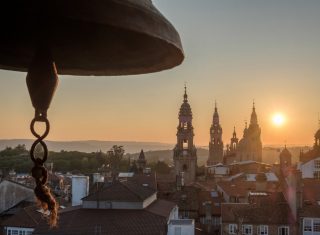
[26,45,59,227]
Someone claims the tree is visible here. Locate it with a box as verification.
[106,145,125,174]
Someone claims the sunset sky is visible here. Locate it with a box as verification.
[0,0,319,146]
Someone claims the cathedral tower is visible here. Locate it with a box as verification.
[230,126,238,152]
[207,102,223,165]
[279,145,292,168]
[236,102,262,162]
[173,86,197,184]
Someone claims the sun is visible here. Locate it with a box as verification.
[272,113,285,126]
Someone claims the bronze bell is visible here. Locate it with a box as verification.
[0,0,184,75]
[0,0,184,226]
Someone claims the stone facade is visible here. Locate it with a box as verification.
[235,103,262,162]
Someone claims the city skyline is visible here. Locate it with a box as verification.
[0,0,320,146]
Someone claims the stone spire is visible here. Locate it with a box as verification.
[213,101,219,124]
[236,102,262,162]
[183,84,188,102]
[179,85,192,118]
[173,86,197,184]
[230,126,238,152]
[207,101,223,165]
[233,126,237,139]
[250,101,258,125]
[137,149,146,173]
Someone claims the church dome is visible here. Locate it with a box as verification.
[280,146,292,158]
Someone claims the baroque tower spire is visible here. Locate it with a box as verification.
[250,101,258,125]
[173,86,197,184]
[207,101,223,165]
[236,102,262,162]
[230,126,238,152]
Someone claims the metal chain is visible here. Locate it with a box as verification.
[29,115,58,227]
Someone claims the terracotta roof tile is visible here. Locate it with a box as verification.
[221,192,295,225]
[83,180,156,202]
[1,206,42,228]
[33,200,175,235]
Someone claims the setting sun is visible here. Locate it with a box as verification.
[272,113,285,126]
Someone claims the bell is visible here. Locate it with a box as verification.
[0,0,184,75]
[0,0,184,226]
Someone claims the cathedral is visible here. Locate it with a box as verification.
[173,86,197,184]
[207,102,223,165]
[208,102,263,165]
[235,102,262,162]
[173,86,263,183]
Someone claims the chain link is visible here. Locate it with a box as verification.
[29,115,58,227]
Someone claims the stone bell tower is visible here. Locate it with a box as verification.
[173,86,197,184]
[207,102,224,165]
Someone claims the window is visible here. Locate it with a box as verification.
[314,219,320,232]
[229,224,237,234]
[257,225,268,235]
[242,225,252,235]
[314,171,320,179]
[315,160,320,169]
[304,218,312,231]
[183,122,188,130]
[278,226,289,235]
[180,210,189,219]
[183,140,188,149]
[174,226,181,235]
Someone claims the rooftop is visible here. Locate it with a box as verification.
[83,180,156,202]
[221,193,295,224]
[33,199,176,235]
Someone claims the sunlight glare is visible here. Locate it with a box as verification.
[272,113,285,126]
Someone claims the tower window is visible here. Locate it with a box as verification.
[183,164,188,171]
[183,122,188,130]
[183,140,188,149]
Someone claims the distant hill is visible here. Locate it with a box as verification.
[0,139,174,154]
[127,146,312,166]
[0,139,311,165]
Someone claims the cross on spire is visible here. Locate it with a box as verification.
[183,83,188,102]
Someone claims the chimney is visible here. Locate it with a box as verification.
[204,201,212,220]
[255,173,267,191]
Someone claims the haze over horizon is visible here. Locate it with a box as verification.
[1,0,319,146]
